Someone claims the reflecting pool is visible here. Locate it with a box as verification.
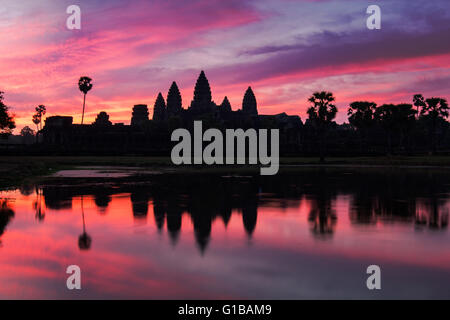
[0,167,449,299]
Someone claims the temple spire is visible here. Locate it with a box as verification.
[220,96,232,112]
[190,70,213,112]
[167,81,182,115]
[152,93,166,121]
[242,86,257,115]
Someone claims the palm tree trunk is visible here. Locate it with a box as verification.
[81,93,86,125]
[359,131,363,155]
[432,116,437,155]
[81,195,86,234]
[319,129,325,162]
[387,133,392,155]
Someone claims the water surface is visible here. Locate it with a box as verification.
[0,167,449,299]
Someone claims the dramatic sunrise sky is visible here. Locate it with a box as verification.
[0,0,449,131]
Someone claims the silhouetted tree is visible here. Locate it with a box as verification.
[20,126,34,137]
[166,81,182,116]
[416,95,449,153]
[32,114,40,143]
[220,96,232,112]
[424,96,449,117]
[93,111,112,126]
[78,76,93,125]
[413,94,426,118]
[0,91,15,138]
[31,105,46,143]
[307,91,337,161]
[242,87,258,115]
[20,126,35,144]
[153,92,166,121]
[32,114,40,131]
[347,101,377,153]
[35,104,47,130]
[375,104,416,153]
[397,104,417,151]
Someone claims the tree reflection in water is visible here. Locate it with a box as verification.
[17,168,450,253]
[0,199,14,246]
[78,195,92,250]
[33,186,45,222]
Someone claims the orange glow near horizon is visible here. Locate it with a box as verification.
[1,1,449,132]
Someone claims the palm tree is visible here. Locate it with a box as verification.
[31,105,46,143]
[413,94,426,118]
[78,77,93,124]
[32,114,40,131]
[35,105,46,130]
[32,113,41,143]
[307,91,337,162]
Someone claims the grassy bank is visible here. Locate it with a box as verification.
[0,161,55,189]
[1,155,450,188]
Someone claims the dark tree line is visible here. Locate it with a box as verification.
[0,91,15,138]
[304,92,449,158]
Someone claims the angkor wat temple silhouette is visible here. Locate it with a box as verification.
[42,71,302,154]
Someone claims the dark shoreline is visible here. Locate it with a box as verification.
[2,155,450,189]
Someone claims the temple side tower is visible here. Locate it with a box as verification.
[152,93,166,121]
[166,82,182,116]
[242,87,258,115]
[131,104,149,126]
[220,96,232,112]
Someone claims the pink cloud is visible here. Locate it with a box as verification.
[1,0,449,131]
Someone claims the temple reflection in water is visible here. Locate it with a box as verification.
[3,168,447,254]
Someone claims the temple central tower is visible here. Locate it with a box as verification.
[190,71,214,113]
